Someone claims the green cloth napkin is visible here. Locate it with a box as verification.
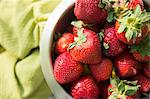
[0,0,60,99]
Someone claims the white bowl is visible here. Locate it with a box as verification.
[40,0,74,99]
[40,0,150,99]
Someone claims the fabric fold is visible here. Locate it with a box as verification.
[0,0,61,98]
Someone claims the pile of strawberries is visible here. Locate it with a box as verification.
[52,0,150,98]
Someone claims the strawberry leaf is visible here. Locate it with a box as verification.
[103,42,109,49]
[117,24,126,33]
[131,35,150,56]
[77,29,87,43]
[99,3,105,8]
[107,10,115,22]
[110,77,117,87]
[123,80,138,86]
[134,5,142,16]
[71,21,84,29]
[118,81,125,92]
[125,85,140,96]
[109,76,140,98]
[108,92,118,99]
[71,21,92,29]
[99,31,104,41]
[125,29,133,42]
[68,42,77,50]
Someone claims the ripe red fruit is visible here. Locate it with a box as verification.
[71,76,100,99]
[128,0,144,10]
[143,62,150,78]
[69,28,102,64]
[103,25,126,57]
[133,74,150,92]
[131,35,150,62]
[54,52,83,84]
[132,51,150,62]
[55,33,74,54]
[74,0,107,24]
[89,57,113,81]
[114,50,139,78]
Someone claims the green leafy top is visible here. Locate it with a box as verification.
[99,0,130,22]
[68,21,88,50]
[71,21,92,29]
[108,76,140,99]
[108,69,140,99]
[98,31,104,41]
[117,5,150,42]
[131,35,150,57]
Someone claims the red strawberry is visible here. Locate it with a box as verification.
[133,74,150,92]
[143,62,150,78]
[103,25,126,57]
[54,52,83,84]
[131,35,150,62]
[71,76,100,99]
[115,5,149,45]
[74,0,107,24]
[114,50,139,78]
[89,57,113,81]
[128,0,144,10]
[69,27,102,64]
[55,33,74,54]
[132,52,150,62]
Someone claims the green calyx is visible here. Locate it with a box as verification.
[68,21,87,50]
[117,5,150,42]
[68,28,87,50]
[131,35,150,57]
[98,31,104,41]
[99,0,130,22]
[103,42,109,49]
[108,76,140,99]
[71,20,92,29]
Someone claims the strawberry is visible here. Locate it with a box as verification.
[128,0,144,10]
[103,25,126,57]
[143,62,150,79]
[55,33,74,54]
[133,74,150,92]
[54,52,83,84]
[69,27,102,64]
[89,57,113,81]
[131,35,150,62]
[74,0,107,24]
[108,76,140,99]
[132,52,150,62]
[114,50,139,78]
[71,76,100,99]
[115,5,150,45]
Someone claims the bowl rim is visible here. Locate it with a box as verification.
[40,0,75,99]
